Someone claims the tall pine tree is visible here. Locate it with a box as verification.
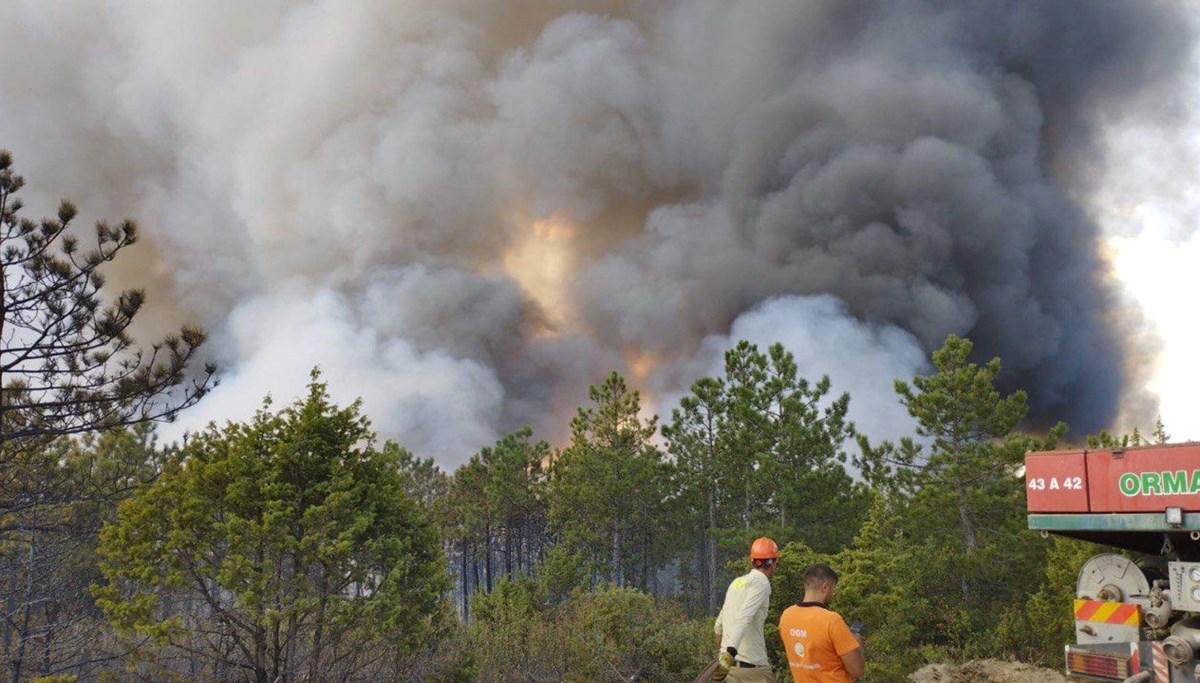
[548,372,671,589]
[857,335,1063,656]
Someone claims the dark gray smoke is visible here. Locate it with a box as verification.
[0,1,1193,463]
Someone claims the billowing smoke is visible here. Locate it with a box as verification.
[0,2,1193,464]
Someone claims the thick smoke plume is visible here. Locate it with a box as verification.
[0,2,1193,465]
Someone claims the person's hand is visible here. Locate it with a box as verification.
[853,632,866,650]
[718,646,737,669]
[713,647,737,681]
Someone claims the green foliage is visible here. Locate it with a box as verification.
[536,544,593,607]
[470,578,710,682]
[93,371,447,681]
[829,498,921,680]
[1088,416,1170,449]
[0,424,164,682]
[549,372,674,588]
[443,426,552,615]
[848,335,1068,672]
[392,615,477,683]
[388,440,451,511]
[476,427,551,578]
[718,342,863,552]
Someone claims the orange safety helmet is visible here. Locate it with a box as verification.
[750,537,779,561]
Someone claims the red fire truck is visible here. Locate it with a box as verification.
[1027,443,1200,682]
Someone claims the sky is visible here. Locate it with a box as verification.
[1096,47,1200,442]
[1111,232,1200,441]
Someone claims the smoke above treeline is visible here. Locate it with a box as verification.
[0,1,1194,466]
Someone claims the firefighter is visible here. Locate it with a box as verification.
[713,537,779,682]
[778,563,864,682]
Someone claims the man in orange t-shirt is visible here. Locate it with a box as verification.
[778,563,864,682]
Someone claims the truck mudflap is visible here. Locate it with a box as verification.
[1065,642,1190,682]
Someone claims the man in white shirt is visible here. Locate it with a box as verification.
[713,537,779,682]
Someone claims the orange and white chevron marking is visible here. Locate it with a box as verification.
[1074,599,1142,626]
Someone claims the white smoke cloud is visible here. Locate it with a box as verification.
[161,284,505,467]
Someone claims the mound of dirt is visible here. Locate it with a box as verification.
[909,659,1069,683]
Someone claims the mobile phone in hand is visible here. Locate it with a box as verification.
[849,620,864,635]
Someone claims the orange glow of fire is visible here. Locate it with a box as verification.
[503,214,578,335]
[625,348,667,428]
[626,348,663,385]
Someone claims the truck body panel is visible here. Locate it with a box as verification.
[1027,443,1200,515]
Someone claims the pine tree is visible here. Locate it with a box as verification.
[663,376,726,614]
[94,372,446,682]
[0,150,214,454]
[0,425,163,682]
[442,427,552,619]
[0,150,214,681]
[857,335,1063,656]
[1153,417,1170,444]
[479,428,549,579]
[548,372,671,588]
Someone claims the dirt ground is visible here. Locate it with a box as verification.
[909,659,1070,683]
